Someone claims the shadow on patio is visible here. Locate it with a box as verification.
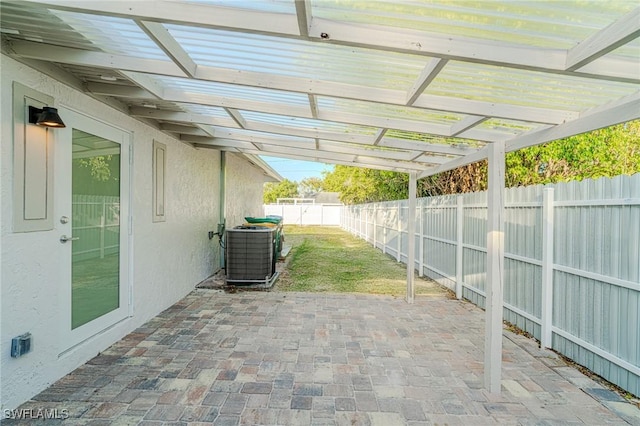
[7,226,640,425]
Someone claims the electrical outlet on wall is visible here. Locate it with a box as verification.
[11,333,32,358]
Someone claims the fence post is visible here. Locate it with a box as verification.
[541,187,555,349]
[397,204,402,262]
[456,195,464,299]
[100,198,106,259]
[373,204,377,249]
[418,203,424,277]
[383,207,387,255]
[365,206,369,243]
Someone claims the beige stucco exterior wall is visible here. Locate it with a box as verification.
[224,152,272,228]
[0,55,268,409]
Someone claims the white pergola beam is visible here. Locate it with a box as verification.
[21,0,639,83]
[9,40,185,79]
[239,121,375,146]
[196,124,216,137]
[183,136,256,150]
[130,106,467,155]
[372,129,387,145]
[413,94,577,125]
[160,90,496,141]
[212,138,428,172]
[20,0,300,36]
[418,146,489,179]
[86,82,153,99]
[184,130,433,165]
[317,110,452,138]
[130,106,479,168]
[419,91,640,179]
[236,149,419,173]
[566,7,640,71]
[225,108,247,129]
[9,40,578,125]
[485,140,505,394]
[308,18,638,83]
[507,92,640,153]
[129,106,239,128]
[137,20,198,77]
[450,116,488,137]
[308,94,319,118]
[406,58,448,105]
[380,137,480,156]
[160,123,208,136]
[411,154,457,166]
[295,0,312,38]
[119,71,167,99]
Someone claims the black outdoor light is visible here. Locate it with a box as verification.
[28,106,66,128]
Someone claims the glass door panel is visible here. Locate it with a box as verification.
[71,129,121,329]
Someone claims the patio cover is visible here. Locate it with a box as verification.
[2,0,639,394]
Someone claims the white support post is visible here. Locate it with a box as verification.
[485,141,505,394]
[456,195,464,300]
[541,187,555,349]
[418,203,424,277]
[406,172,417,304]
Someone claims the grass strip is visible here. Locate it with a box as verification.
[277,226,449,297]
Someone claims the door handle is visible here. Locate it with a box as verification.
[60,235,80,243]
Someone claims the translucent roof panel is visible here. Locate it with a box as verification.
[240,111,378,136]
[48,10,169,60]
[424,61,639,111]
[316,97,465,125]
[592,39,640,68]
[154,76,311,107]
[478,118,541,136]
[184,0,295,14]
[385,130,484,148]
[177,104,236,119]
[0,2,98,49]
[311,1,639,49]
[216,128,315,145]
[165,24,427,91]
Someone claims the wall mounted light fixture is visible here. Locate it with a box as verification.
[28,106,66,128]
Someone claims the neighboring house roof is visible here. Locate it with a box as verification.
[310,192,342,205]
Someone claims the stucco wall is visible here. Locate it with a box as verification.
[225,153,270,228]
[0,56,264,409]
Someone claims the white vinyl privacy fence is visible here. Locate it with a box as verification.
[341,174,640,397]
[72,194,120,262]
[264,204,341,225]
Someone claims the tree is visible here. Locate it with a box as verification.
[505,120,640,187]
[298,177,324,197]
[263,179,299,204]
[322,167,410,204]
[320,120,640,203]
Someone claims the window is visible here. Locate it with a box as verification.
[152,140,166,222]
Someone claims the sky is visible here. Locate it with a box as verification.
[261,156,334,182]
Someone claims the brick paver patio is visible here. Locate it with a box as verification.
[7,290,640,425]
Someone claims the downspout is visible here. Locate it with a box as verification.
[219,151,226,270]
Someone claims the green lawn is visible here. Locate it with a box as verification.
[277,226,450,298]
